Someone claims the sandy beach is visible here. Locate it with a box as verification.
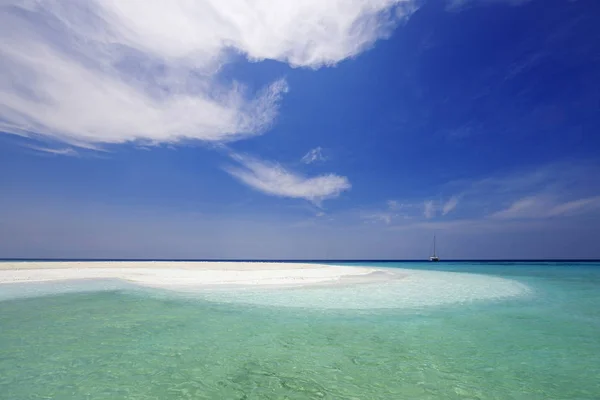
[0,261,389,289]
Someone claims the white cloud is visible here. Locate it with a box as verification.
[442,196,459,215]
[490,196,547,219]
[301,147,326,164]
[491,195,600,220]
[0,0,416,147]
[356,163,600,233]
[96,0,417,68]
[387,200,400,210]
[360,200,410,224]
[362,197,459,224]
[357,163,600,225]
[549,196,600,217]
[363,212,394,224]
[225,154,351,204]
[446,0,532,11]
[442,162,600,219]
[27,145,79,157]
[424,200,436,219]
[374,197,456,221]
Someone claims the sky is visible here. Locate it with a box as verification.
[1,0,599,259]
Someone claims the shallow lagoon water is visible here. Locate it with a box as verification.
[1,262,599,399]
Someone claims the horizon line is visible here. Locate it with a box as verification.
[1,258,599,263]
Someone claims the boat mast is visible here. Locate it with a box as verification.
[433,234,436,257]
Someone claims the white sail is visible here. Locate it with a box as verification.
[429,234,440,262]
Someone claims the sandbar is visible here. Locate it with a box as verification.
[0,261,396,289]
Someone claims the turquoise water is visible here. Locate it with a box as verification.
[1,262,599,399]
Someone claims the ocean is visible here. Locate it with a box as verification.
[1,261,599,399]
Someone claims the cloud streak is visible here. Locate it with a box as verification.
[446,0,532,11]
[442,196,459,215]
[423,200,436,219]
[358,163,600,229]
[361,200,411,224]
[301,147,326,164]
[491,195,600,220]
[26,145,79,157]
[0,0,417,147]
[225,154,351,204]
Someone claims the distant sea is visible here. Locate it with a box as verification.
[1,261,599,399]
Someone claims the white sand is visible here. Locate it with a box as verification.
[0,261,385,289]
[0,262,530,309]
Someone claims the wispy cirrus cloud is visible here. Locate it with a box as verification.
[301,147,326,164]
[489,196,546,220]
[387,200,401,210]
[362,197,459,225]
[372,196,457,222]
[446,0,532,11]
[549,197,600,217]
[0,0,417,147]
[26,145,79,157]
[442,196,460,215]
[361,200,400,224]
[363,212,395,224]
[360,162,600,229]
[445,162,600,218]
[423,200,436,219]
[225,154,351,204]
[491,195,600,220]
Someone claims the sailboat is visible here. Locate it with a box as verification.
[429,234,440,262]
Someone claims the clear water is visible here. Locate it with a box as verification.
[1,262,599,399]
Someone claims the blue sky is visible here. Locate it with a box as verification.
[1,0,599,259]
